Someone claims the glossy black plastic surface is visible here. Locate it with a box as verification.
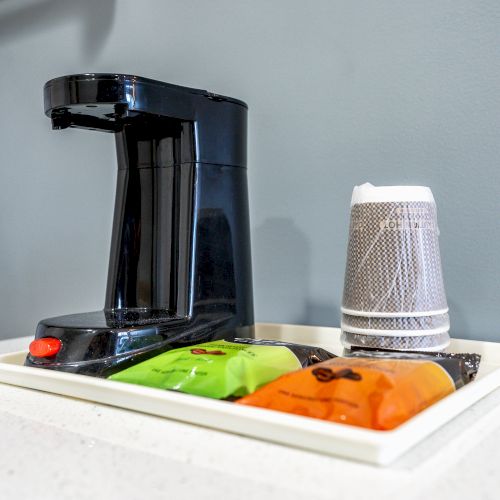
[26,74,254,376]
[43,73,247,167]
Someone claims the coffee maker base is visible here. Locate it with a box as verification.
[26,310,253,377]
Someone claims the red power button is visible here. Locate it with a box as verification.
[29,338,61,358]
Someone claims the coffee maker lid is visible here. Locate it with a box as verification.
[351,183,435,206]
[43,73,248,168]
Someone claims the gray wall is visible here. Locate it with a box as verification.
[0,0,499,341]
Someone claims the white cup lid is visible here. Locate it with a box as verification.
[351,183,435,206]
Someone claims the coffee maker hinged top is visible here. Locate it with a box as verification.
[26,74,254,376]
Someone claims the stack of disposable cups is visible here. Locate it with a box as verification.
[341,183,450,352]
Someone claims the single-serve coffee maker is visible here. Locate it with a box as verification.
[25,74,254,376]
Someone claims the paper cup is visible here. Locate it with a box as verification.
[342,184,448,316]
[341,330,450,352]
[341,313,450,332]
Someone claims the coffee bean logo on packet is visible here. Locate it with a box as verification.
[311,367,362,382]
[190,348,226,355]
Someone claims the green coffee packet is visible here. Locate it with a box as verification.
[108,339,335,399]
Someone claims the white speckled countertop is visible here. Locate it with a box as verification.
[1,335,500,500]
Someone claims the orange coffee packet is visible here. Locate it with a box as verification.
[236,353,479,430]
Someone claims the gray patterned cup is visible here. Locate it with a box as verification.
[341,185,448,317]
[341,330,451,351]
[341,312,450,332]
[340,312,450,351]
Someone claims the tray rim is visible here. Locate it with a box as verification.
[1,322,499,465]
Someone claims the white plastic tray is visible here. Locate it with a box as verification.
[1,323,500,465]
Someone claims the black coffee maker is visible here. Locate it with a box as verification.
[25,74,254,376]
